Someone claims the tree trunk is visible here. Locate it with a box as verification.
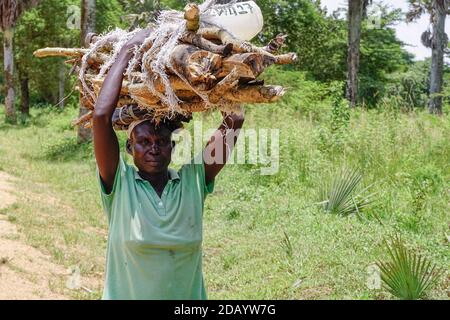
[3,28,16,123]
[428,0,448,115]
[58,61,66,109]
[78,0,96,143]
[20,74,30,116]
[346,0,365,108]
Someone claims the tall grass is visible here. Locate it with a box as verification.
[0,71,448,299]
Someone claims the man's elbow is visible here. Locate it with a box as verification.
[93,110,113,125]
[234,115,245,129]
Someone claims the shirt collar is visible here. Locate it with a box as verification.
[134,168,180,182]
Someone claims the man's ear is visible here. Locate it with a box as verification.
[126,139,133,155]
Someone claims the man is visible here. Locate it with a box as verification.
[93,29,244,300]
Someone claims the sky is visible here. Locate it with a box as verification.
[320,0,450,61]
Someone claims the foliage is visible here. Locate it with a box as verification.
[96,0,127,33]
[384,60,450,111]
[0,71,449,298]
[314,83,351,152]
[385,60,431,111]
[14,0,79,104]
[118,0,198,28]
[261,66,336,117]
[256,1,413,107]
[377,235,444,300]
[119,0,160,28]
[406,0,434,23]
[1,0,450,299]
[11,0,125,105]
[358,4,414,106]
[1,0,442,110]
[281,231,293,259]
[258,0,348,82]
[0,0,40,30]
[320,167,376,217]
[2,92,449,299]
[43,135,93,161]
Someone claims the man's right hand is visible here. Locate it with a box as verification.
[123,28,154,51]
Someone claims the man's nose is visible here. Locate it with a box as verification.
[148,143,160,154]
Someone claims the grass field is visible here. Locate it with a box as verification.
[0,72,448,299]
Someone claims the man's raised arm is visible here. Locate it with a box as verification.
[204,109,245,185]
[93,29,152,194]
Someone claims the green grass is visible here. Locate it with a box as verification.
[0,74,448,299]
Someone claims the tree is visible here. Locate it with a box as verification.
[13,0,124,112]
[15,0,80,115]
[0,0,40,123]
[407,0,449,115]
[257,0,348,82]
[245,0,411,108]
[386,59,433,111]
[346,0,371,108]
[77,0,124,142]
[358,4,413,106]
[119,0,161,28]
[78,0,96,143]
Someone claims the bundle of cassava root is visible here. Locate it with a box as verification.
[33,0,297,130]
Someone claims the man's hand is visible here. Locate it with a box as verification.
[221,109,245,129]
[123,28,153,51]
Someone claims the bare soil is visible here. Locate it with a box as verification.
[0,172,68,300]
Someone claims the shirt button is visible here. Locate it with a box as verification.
[158,202,163,207]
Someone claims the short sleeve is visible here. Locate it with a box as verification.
[180,153,215,200]
[96,155,128,221]
[195,152,215,196]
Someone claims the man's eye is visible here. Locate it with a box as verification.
[158,139,169,146]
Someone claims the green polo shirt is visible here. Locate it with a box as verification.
[97,154,214,300]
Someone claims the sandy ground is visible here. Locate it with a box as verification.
[0,171,68,300]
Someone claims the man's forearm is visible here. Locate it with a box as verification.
[220,110,245,133]
[94,46,134,118]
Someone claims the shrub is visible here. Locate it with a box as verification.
[377,235,443,300]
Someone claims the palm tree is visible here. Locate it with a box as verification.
[346,0,372,108]
[0,0,40,123]
[407,0,449,115]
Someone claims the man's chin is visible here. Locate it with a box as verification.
[142,163,167,173]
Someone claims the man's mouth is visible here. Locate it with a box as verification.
[144,158,162,165]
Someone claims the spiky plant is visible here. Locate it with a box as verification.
[320,168,376,217]
[376,235,443,300]
[281,231,293,259]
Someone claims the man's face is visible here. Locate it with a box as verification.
[129,121,173,174]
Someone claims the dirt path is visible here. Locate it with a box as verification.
[0,172,68,300]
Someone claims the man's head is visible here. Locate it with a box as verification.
[126,119,183,174]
